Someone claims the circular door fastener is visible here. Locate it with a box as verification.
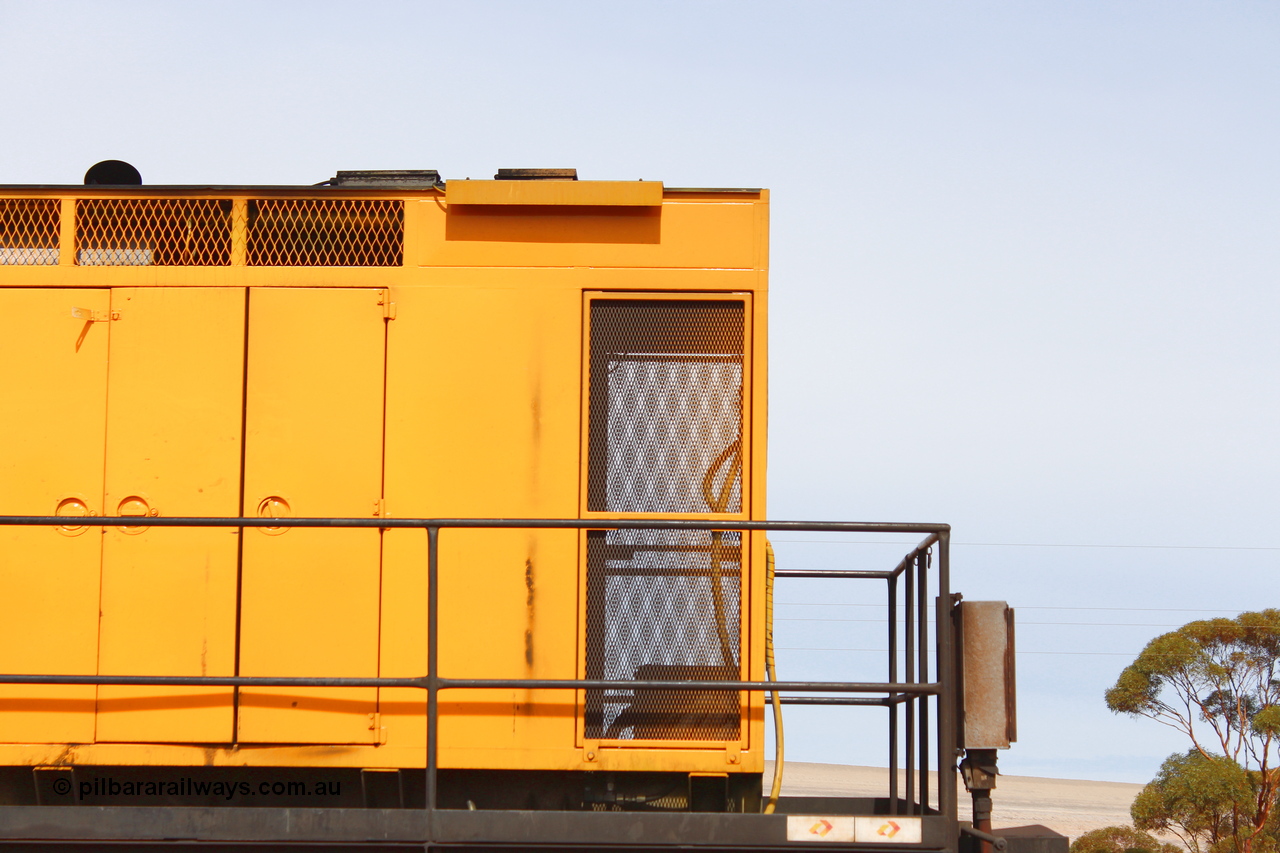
[257,496,291,535]
[116,496,153,534]
[55,497,93,536]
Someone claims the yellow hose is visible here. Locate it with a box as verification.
[701,438,742,668]
[699,434,782,813]
[763,539,784,813]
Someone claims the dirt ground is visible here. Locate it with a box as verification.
[766,761,1146,842]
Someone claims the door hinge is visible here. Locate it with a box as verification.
[373,498,388,518]
[378,289,397,320]
[71,307,119,322]
[368,712,387,744]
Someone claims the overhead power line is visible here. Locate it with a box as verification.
[775,603,1256,614]
[777,617,1185,627]
[769,538,1280,552]
[778,647,1179,657]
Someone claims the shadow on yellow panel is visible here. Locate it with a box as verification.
[435,700,576,721]
[446,206,660,244]
[94,689,233,714]
[236,689,378,717]
[0,687,95,744]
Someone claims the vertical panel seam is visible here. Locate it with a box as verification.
[231,286,251,742]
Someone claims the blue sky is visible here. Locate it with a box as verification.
[2,0,1277,784]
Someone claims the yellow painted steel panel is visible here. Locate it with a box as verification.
[379,284,582,756]
[0,740,762,772]
[372,529,428,750]
[383,284,582,518]
[446,180,663,207]
[238,288,385,744]
[95,287,245,743]
[0,289,109,743]
[378,528,580,761]
[433,529,580,764]
[420,199,758,270]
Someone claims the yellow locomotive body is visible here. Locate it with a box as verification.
[0,173,770,786]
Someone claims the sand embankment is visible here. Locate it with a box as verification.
[766,762,1145,841]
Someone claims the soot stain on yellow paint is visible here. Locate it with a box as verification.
[524,557,535,668]
[48,744,77,766]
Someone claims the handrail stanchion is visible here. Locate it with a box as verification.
[426,525,440,835]
[905,550,916,815]
[888,573,899,815]
[918,551,930,812]
[937,531,958,844]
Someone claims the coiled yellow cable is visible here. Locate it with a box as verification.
[699,435,783,813]
[701,439,742,667]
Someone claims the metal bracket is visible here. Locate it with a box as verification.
[959,751,999,791]
[961,825,1008,851]
[71,307,118,322]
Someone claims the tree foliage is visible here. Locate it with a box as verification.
[1131,750,1253,853]
[1106,610,1280,853]
[1068,825,1180,853]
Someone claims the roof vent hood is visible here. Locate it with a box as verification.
[323,170,441,188]
[494,169,577,181]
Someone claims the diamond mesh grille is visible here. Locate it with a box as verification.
[584,528,742,741]
[247,199,403,266]
[586,300,745,514]
[76,198,232,266]
[0,199,60,265]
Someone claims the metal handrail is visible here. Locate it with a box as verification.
[0,516,950,532]
[0,673,941,693]
[0,515,957,844]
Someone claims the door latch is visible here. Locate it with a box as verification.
[71,307,119,322]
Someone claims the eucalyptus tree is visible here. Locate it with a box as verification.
[1106,610,1280,853]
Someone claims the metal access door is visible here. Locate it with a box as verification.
[0,289,111,744]
[0,287,245,744]
[581,294,752,745]
[236,288,387,744]
[95,288,247,743]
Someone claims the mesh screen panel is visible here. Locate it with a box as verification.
[0,199,60,265]
[584,529,742,741]
[76,198,232,266]
[583,299,747,741]
[247,199,403,266]
[587,300,745,514]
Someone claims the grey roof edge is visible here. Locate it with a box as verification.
[0,184,444,192]
[0,184,765,193]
